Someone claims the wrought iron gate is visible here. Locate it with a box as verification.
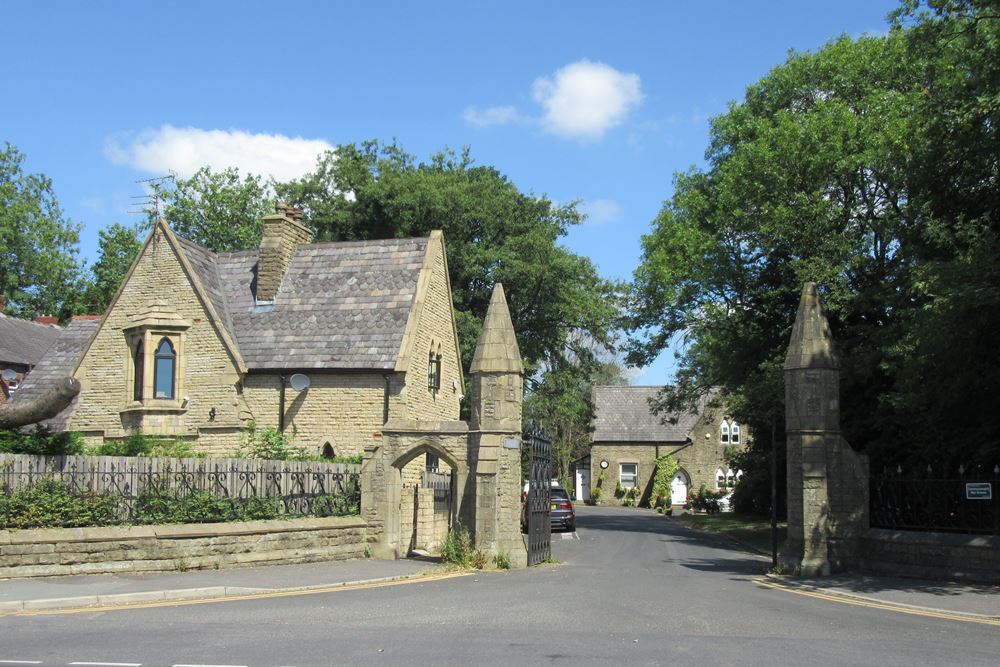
[526,424,552,566]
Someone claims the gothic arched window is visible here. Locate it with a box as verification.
[153,338,176,399]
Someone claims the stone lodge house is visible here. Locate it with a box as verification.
[14,206,464,457]
[582,386,745,505]
[0,302,62,405]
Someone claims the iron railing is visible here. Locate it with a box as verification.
[1,455,361,528]
[870,463,999,536]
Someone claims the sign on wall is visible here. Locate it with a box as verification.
[965,482,992,500]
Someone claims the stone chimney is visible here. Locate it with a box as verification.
[256,202,313,302]
[33,315,59,326]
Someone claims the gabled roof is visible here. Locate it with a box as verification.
[592,385,715,443]
[0,314,62,367]
[205,236,430,370]
[9,318,100,430]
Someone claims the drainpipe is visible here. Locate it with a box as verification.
[278,375,286,433]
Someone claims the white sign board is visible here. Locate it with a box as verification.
[965,482,992,500]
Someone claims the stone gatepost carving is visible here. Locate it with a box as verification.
[361,283,528,567]
[784,283,869,576]
[468,283,528,568]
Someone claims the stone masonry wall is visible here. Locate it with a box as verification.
[69,227,244,443]
[242,373,391,458]
[403,238,462,422]
[861,529,1000,584]
[0,517,367,579]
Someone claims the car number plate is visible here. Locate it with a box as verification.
[550,503,557,510]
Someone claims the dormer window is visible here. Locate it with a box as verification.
[153,338,176,399]
[720,421,730,443]
[731,423,741,444]
[123,299,190,408]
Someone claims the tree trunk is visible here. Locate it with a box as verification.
[0,377,80,429]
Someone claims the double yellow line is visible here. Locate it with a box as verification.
[753,577,1000,627]
[8,571,473,617]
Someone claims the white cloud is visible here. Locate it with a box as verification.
[105,125,333,182]
[580,198,624,225]
[532,60,642,139]
[463,105,531,127]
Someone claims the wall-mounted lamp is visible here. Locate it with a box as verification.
[208,407,217,421]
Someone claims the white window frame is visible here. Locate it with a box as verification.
[619,463,638,489]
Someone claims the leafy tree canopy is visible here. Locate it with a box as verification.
[82,222,143,315]
[0,143,83,319]
[628,2,999,476]
[154,166,274,252]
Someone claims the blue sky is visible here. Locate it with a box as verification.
[4,0,899,383]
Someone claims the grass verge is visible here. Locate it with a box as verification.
[671,513,787,554]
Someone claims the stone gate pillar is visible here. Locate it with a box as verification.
[468,284,529,568]
[783,283,868,576]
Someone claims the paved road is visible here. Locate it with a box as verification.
[2,505,998,666]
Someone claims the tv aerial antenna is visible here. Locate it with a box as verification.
[129,174,176,219]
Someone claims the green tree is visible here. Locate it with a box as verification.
[628,4,1000,513]
[157,167,273,252]
[0,143,83,319]
[83,222,143,314]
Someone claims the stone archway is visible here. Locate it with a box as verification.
[392,441,462,556]
[362,423,473,560]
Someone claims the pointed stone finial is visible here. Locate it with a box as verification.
[784,282,838,371]
[470,283,523,374]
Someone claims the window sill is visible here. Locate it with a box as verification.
[120,401,187,415]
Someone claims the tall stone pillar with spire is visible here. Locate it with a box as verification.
[468,283,529,568]
[784,283,869,576]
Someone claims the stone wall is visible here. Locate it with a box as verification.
[400,233,463,422]
[861,529,1000,583]
[242,373,393,458]
[0,517,367,579]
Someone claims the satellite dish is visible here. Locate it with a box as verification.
[1,369,17,381]
[288,373,311,391]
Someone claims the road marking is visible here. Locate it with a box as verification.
[70,663,142,666]
[6,571,473,617]
[173,664,247,667]
[0,662,43,665]
[753,577,1000,626]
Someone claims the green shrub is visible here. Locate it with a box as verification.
[614,480,624,498]
[238,420,311,460]
[441,525,474,567]
[495,551,511,569]
[330,453,363,464]
[0,479,117,528]
[0,425,85,455]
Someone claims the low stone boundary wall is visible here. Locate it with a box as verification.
[0,516,367,579]
[861,528,1000,583]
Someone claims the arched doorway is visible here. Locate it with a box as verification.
[671,470,690,505]
[391,443,459,557]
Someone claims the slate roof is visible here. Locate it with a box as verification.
[179,235,429,370]
[0,314,62,367]
[9,318,100,430]
[592,386,714,443]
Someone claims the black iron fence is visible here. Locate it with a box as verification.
[0,454,361,529]
[870,464,1000,535]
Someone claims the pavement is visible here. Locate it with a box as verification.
[1,534,996,619]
